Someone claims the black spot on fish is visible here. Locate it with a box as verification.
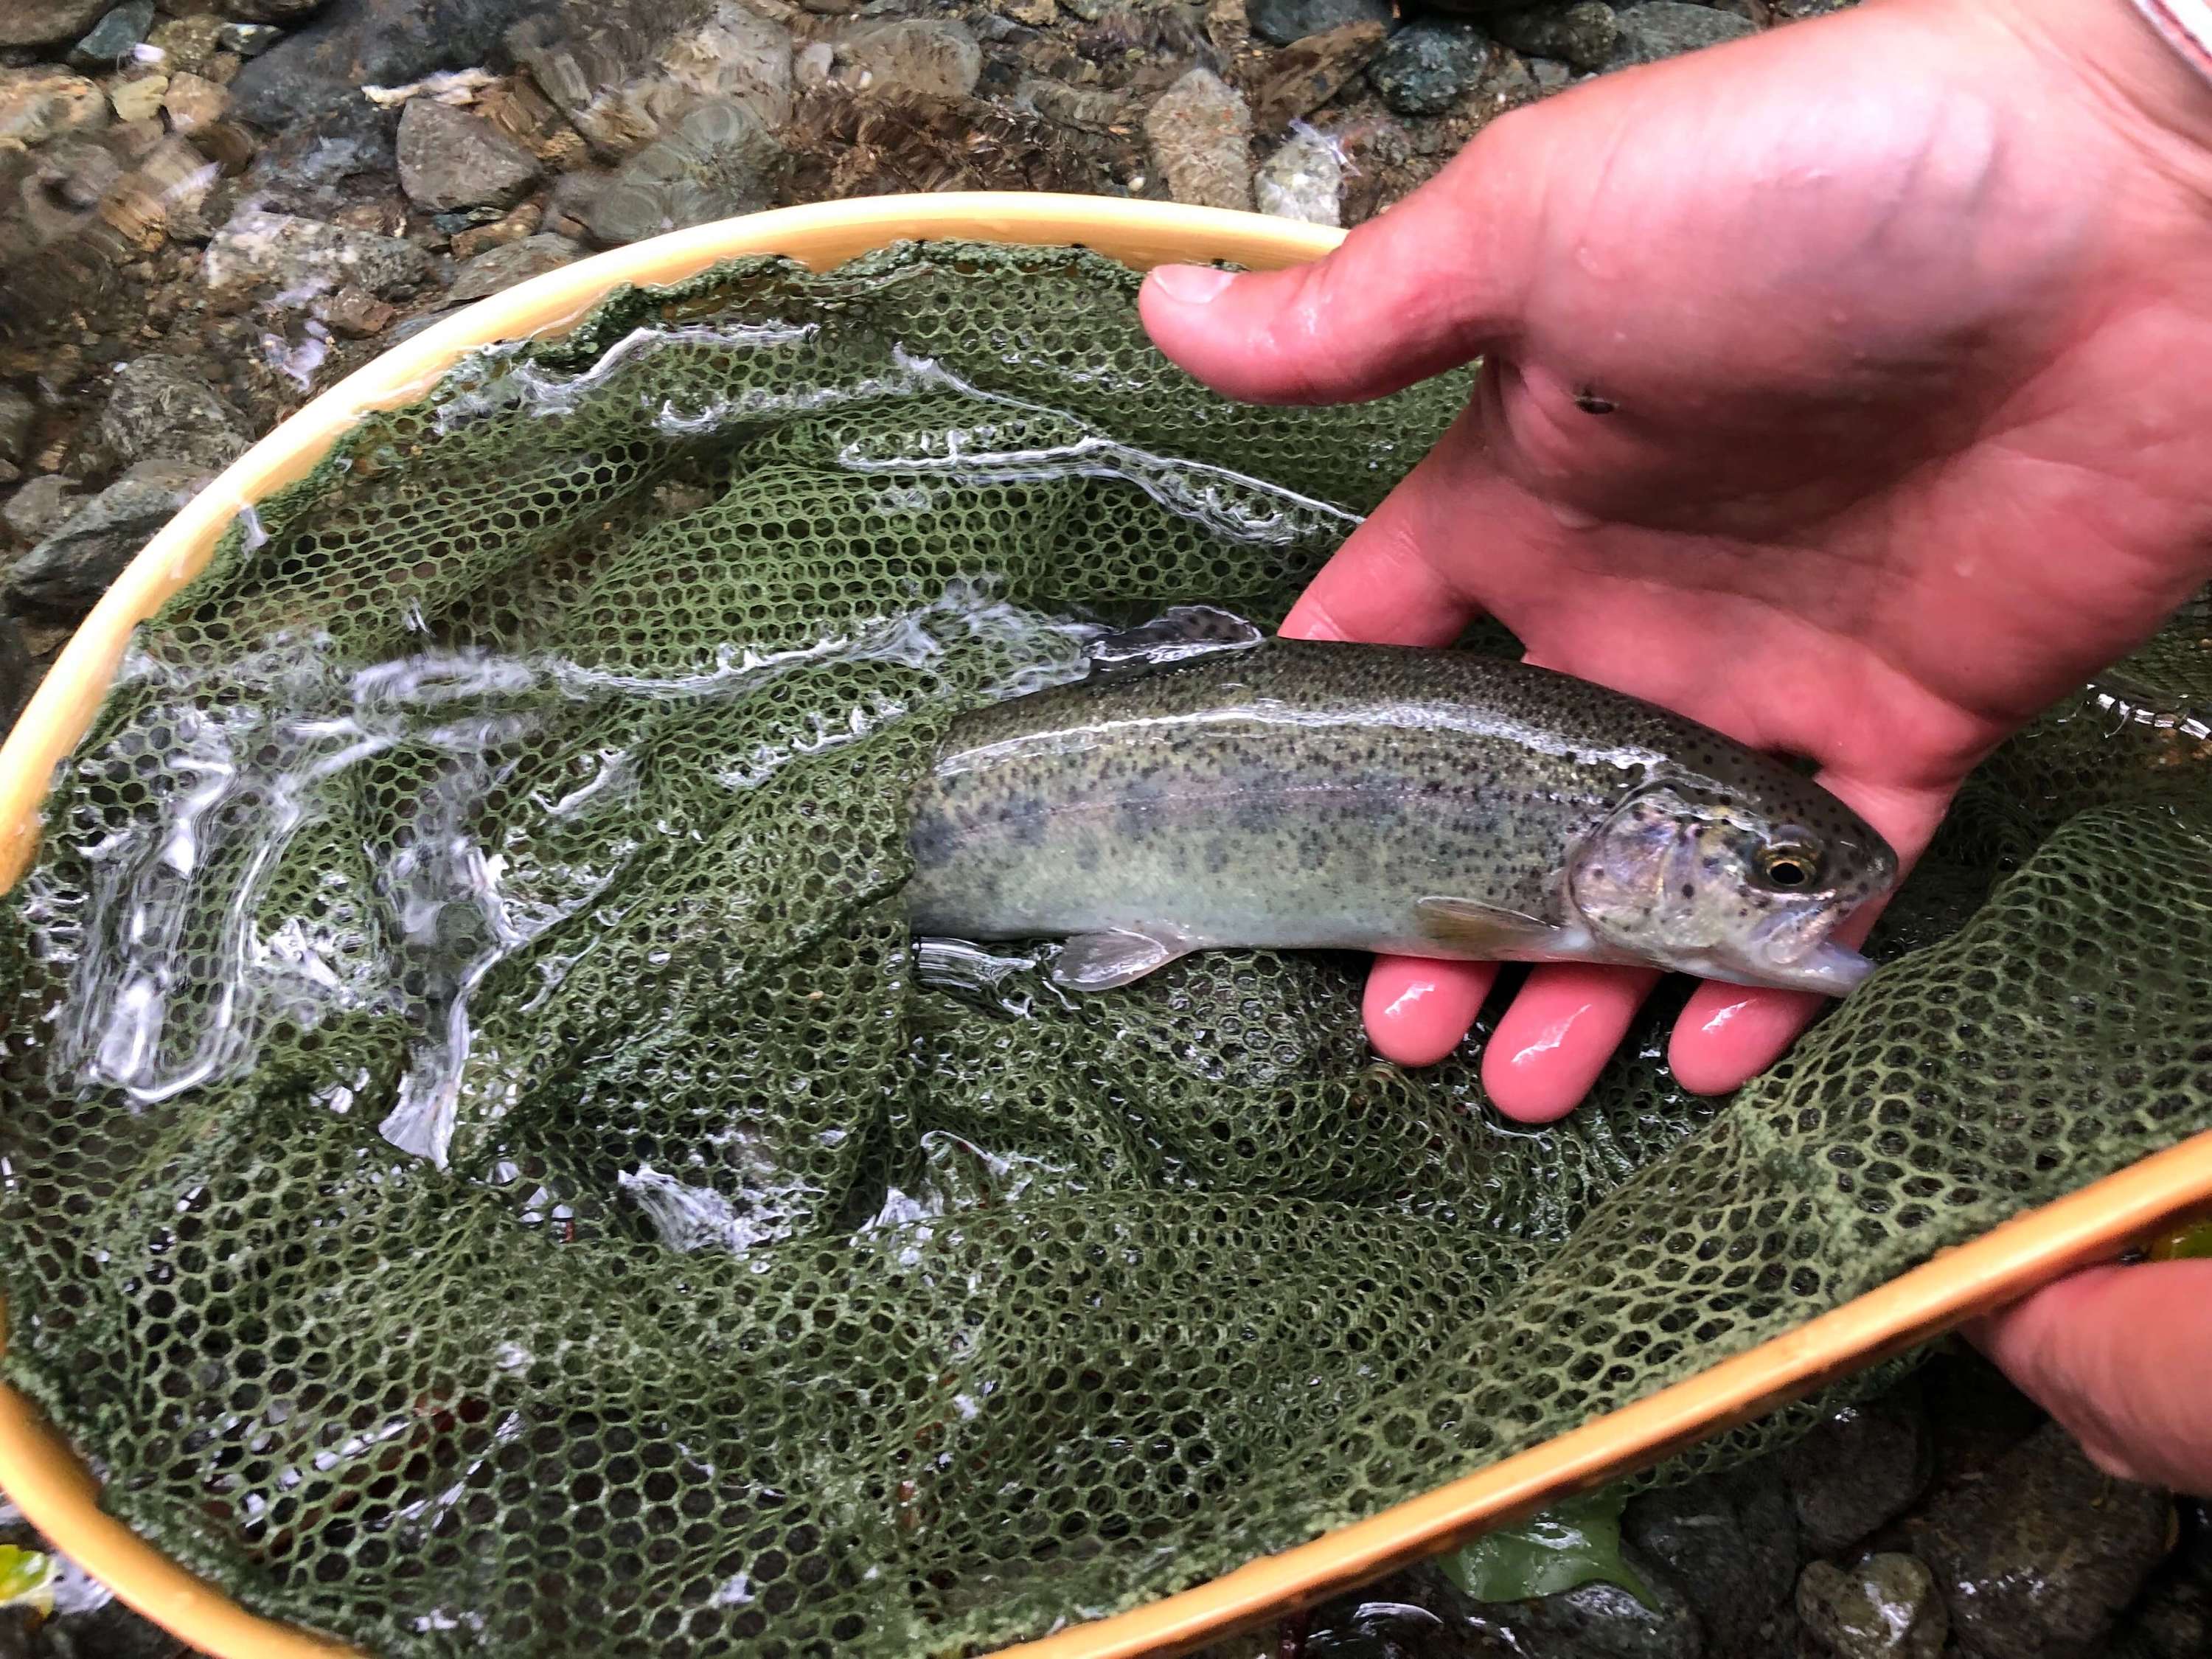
[1680,883,1696,900]
[909,812,954,867]
[1234,798,1278,834]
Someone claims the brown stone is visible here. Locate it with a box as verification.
[319,285,396,338]
[0,69,108,151]
[145,12,225,72]
[450,201,542,260]
[161,69,229,132]
[1144,66,1252,210]
[473,73,577,162]
[395,97,541,212]
[191,119,256,172]
[1252,19,1388,133]
[0,0,110,49]
[106,70,167,122]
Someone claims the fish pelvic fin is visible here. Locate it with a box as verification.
[1050,927,1194,991]
[1412,896,1569,958]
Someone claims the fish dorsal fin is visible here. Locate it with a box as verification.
[1413,896,1562,955]
[1085,606,1265,683]
[1050,927,1192,991]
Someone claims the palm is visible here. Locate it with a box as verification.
[1144,0,2212,1116]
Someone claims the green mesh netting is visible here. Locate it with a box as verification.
[0,242,2208,1658]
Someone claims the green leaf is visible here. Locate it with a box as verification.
[0,1544,54,1610]
[2154,1220,2212,1260]
[1439,1487,1652,1608]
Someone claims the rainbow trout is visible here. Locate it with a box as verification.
[907,622,1896,995]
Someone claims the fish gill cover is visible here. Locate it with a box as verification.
[0,242,2206,1656]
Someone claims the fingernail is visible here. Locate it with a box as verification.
[1147,265,1237,305]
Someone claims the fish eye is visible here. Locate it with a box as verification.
[1756,844,1821,889]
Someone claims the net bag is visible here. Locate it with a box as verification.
[0,243,2206,1657]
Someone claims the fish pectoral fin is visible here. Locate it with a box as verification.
[1412,896,1565,956]
[1050,927,1193,991]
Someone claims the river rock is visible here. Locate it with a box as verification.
[1455,1545,1704,1659]
[234,95,391,218]
[2108,1500,2211,1659]
[215,20,280,55]
[832,18,982,101]
[0,0,110,49]
[1145,66,1251,211]
[204,206,436,300]
[318,285,394,337]
[1368,20,1489,116]
[94,355,251,473]
[107,70,167,123]
[229,0,544,126]
[510,0,792,160]
[444,232,577,304]
[0,388,31,469]
[0,69,108,151]
[1923,1347,2045,1490]
[220,0,335,21]
[146,13,227,72]
[2,477,75,546]
[1248,0,1394,47]
[1911,1421,2174,1659]
[564,97,784,247]
[21,1590,181,1659]
[1625,1465,1799,1658]
[162,70,229,133]
[1488,1,1618,72]
[395,98,539,212]
[1777,1387,1935,1555]
[67,0,156,69]
[662,4,792,123]
[0,616,30,734]
[1255,126,1340,226]
[1252,19,1390,132]
[1609,1,1753,67]
[97,131,222,248]
[1798,1556,1947,1659]
[7,459,204,617]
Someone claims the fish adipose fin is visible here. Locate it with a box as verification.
[1051,927,1193,990]
[1413,896,1571,957]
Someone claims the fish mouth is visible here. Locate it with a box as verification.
[1689,939,1877,997]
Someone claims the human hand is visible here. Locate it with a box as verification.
[1141,0,2212,1121]
[1975,1253,2212,1495]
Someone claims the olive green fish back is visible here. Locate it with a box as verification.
[0,243,2205,1658]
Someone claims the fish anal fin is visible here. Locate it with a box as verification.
[1050,927,1192,991]
[1412,896,1565,956]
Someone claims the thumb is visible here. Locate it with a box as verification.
[1973,1259,2212,1496]
[1138,131,1537,406]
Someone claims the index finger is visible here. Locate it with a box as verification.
[1280,454,1484,646]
